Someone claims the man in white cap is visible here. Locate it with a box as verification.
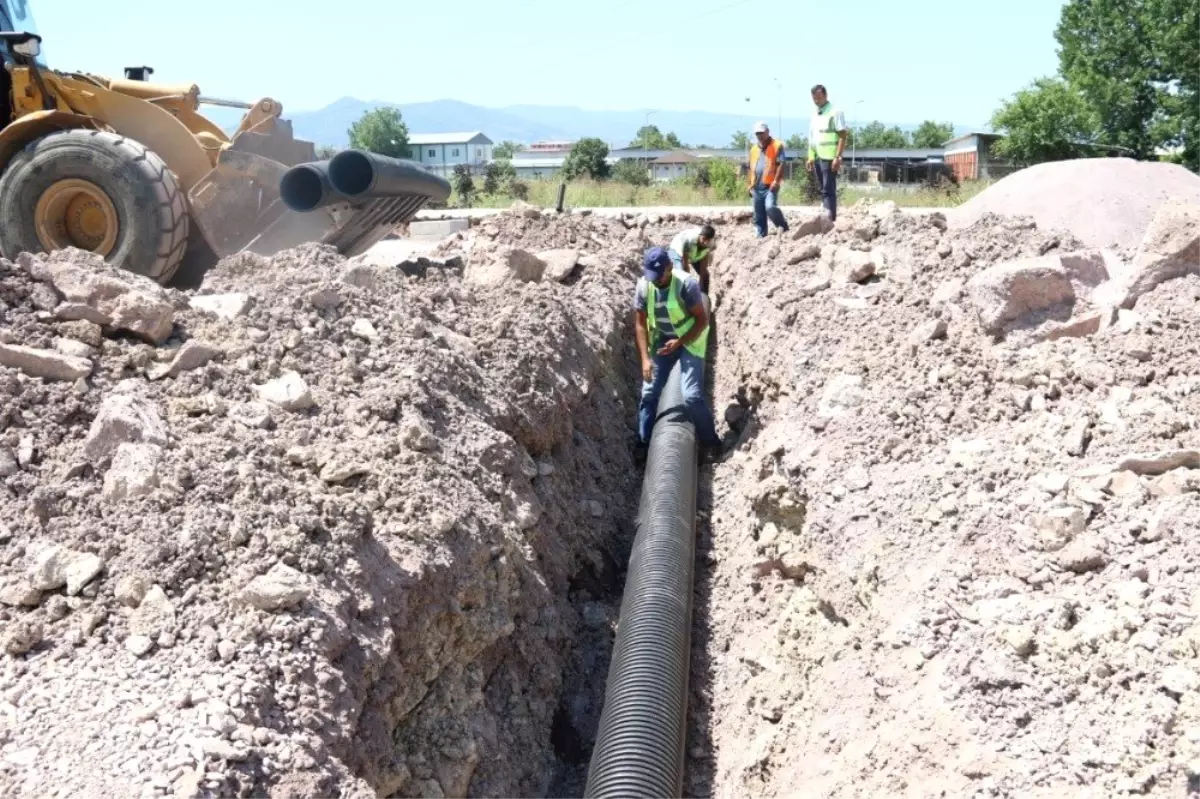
[746,121,789,238]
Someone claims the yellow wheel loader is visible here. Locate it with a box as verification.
[0,3,450,285]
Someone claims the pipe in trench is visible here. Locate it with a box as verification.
[584,358,699,799]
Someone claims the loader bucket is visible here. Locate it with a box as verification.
[241,150,452,259]
[186,116,322,261]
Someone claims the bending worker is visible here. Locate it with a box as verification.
[632,247,723,459]
[668,224,716,294]
[747,121,790,238]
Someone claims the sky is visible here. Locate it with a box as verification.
[33,0,1066,128]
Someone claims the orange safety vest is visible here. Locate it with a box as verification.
[748,138,784,188]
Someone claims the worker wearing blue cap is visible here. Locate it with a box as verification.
[632,246,723,459]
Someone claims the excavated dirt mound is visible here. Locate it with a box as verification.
[691,198,1200,798]
[0,238,644,798]
[1,179,1198,799]
[951,158,1200,254]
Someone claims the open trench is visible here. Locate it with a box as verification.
[383,199,1200,798]
[17,200,1193,798]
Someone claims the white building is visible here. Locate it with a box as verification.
[650,152,700,182]
[509,154,619,179]
[408,132,494,176]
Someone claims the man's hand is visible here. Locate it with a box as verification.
[641,359,653,383]
[769,183,780,194]
[748,186,754,197]
[806,157,815,172]
[656,339,682,356]
[832,156,843,173]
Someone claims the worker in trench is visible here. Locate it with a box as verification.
[667,223,717,295]
[632,246,726,463]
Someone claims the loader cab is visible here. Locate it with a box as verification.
[0,0,43,65]
[0,0,46,127]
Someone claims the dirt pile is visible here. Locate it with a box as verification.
[3,183,1198,799]
[694,197,1200,797]
[0,233,642,797]
[951,157,1200,254]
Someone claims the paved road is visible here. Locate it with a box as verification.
[413,205,948,219]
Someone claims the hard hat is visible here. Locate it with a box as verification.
[753,121,769,133]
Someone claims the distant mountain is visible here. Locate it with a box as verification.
[200,97,978,150]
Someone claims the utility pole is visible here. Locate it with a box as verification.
[851,99,864,182]
[644,110,657,181]
[774,78,782,140]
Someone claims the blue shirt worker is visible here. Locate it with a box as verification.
[747,121,790,238]
[632,247,722,456]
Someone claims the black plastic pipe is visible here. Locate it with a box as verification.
[279,160,346,212]
[327,149,452,203]
[584,362,698,799]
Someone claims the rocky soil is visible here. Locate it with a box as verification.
[694,195,1200,798]
[0,223,647,797]
[1,177,1198,799]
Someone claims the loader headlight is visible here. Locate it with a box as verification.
[12,35,39,58]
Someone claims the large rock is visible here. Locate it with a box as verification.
[240,563,311,611]
[83,393,169,462]
[818,374,867,418]
[536,249,580,283]
[791,215,834,240]
[23,250,175,343]
[28,545,105,595]
[832,248,878,284]
[1122,199,1200,306]
[966,255,1077,336]
[146,340,222,381]
[0,342,92,381]
[466,247,546,286]
[102,442,164,501]
[129,584,176,637]
[189,292,252,320]
[256,371,314,412]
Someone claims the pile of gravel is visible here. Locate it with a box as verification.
[951,158,1200,254]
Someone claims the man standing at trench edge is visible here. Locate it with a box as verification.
[807,84,849,222]
[747,121,789,238]
[633,247,724,462]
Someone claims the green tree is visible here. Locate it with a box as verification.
[785,133,807,151]
[562,137,611,180]
[347,107,410,158]
[495,158,517,184]
[730,131,751,149]
[707,158,741,200]
[1060,0,1161,160]
[508,180,530,200]
[631,125,664,148]
[990,77,1101,163]
[452,164,475,207]
[854,121,909,149]
[482,162,502,194]
[631,125,682,149]
[910,120,955,148]
[494,140,524,159]
[613,158,651,186]
[1153,0,1200,169]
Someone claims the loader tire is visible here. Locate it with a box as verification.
[0,129,189,284]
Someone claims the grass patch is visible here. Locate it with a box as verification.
[452,178,992,210]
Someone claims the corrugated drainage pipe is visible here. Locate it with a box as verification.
[584,361,698,799]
